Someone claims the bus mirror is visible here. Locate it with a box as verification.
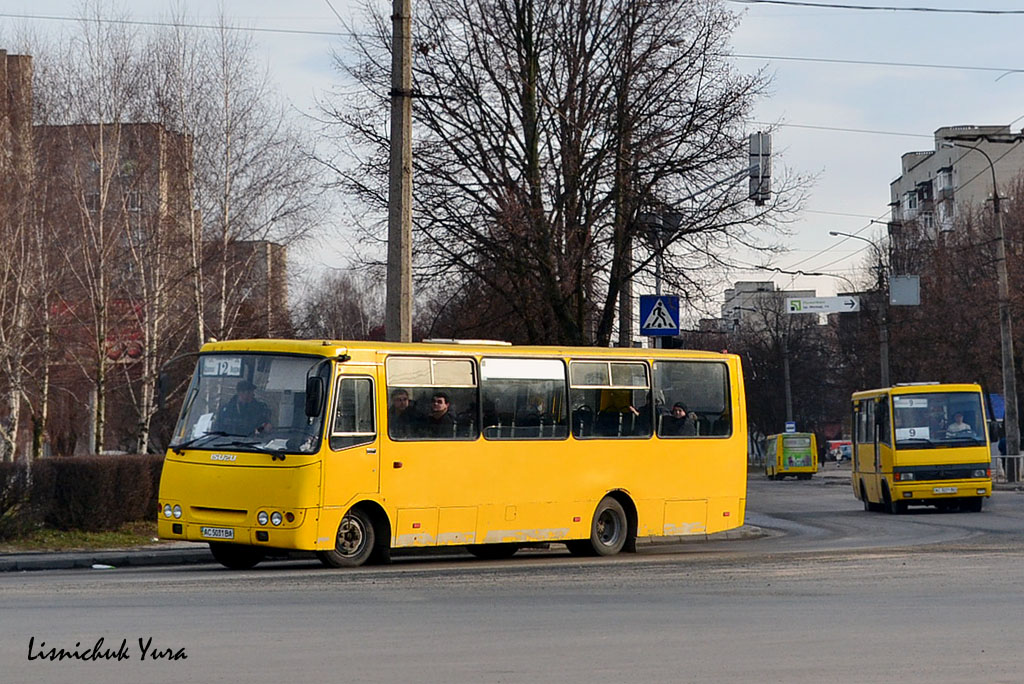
[305,377,325,417]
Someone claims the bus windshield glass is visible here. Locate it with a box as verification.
[892,391,986,449]
[170,353,326,454]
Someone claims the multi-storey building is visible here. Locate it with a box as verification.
[720,281,816,333]
[889,125,1024,237]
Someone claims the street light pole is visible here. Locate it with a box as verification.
[945,140,1020,475]
[830,230,890,387]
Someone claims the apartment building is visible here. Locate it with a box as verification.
[889,125,1024,237]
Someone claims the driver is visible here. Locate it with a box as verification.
[216,380,272,435]
[947,412,972,435]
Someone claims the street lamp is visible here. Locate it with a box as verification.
[941,139,1021,472]
[829,230,890,387]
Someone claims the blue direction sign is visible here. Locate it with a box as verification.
[639,295,680,336]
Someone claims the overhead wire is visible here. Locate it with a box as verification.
[728,0,1024,14]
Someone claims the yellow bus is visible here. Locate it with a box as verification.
[158,339,748,569]
[764,432,818,480]
[851,383,992,514]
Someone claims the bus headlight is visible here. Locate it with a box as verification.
[973,469,987,478]
[257,511,269,526]
[172,505,182,519]
[896,472,914,481]
[163,504,173,518]
[270,512,283,526]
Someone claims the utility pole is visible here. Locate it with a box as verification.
[385,0,413,342]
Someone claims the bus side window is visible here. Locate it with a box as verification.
[652,361,730,438]
[569,361,651,439]
[385,357,478,441]
[480,358,568,440]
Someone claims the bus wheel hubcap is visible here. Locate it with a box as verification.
[597,511,619,545]
[337,516,365,556]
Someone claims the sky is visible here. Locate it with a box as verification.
[4,0,1024,304]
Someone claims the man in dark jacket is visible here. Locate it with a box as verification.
[216,380,272,435]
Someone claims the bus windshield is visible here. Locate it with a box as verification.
[892,391,986,449]
[170,353,326,454]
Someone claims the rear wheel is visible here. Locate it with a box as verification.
[318,508,375,568]
[590,497,629,556]
[209,542,264,570]
[466,543,519,560]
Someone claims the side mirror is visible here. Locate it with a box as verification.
[305,376,325,417]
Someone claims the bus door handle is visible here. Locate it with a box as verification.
[366,447,377,454]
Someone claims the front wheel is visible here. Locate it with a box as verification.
[318,508,375,568]
[209,542,264,570]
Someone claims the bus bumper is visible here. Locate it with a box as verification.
[158,509,319,549]
[890,479,991,503]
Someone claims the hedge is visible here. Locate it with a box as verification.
[0,454,164,539]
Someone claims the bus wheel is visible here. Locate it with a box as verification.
[209,542,264,570]
[466,543,519,560]
[859,481,874,512]
[588,497,628,556]
[318,508,375,568]
[883,485,906,514]
[962,497,984,513]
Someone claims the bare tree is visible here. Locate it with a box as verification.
[325,0,802,345]
[292,269,384,340]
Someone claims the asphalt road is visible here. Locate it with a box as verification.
[4,472,1024,684]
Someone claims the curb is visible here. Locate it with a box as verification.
[0,546,213,573]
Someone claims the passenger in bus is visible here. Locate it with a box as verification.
[422,391,456,438]
[595,404,641,436]
[946,412,972,436]
[516,395,546,428]
[215,380,271,436]
[660,402,697,437]
[388,388,417,437]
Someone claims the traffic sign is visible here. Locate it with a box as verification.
[786,296,860,314]
[639,295,680,336]
[785,421,796,433]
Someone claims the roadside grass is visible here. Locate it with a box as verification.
[0,521,160,553]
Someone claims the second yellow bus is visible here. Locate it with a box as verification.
[852,383,992,513]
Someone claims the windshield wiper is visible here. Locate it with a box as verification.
[170,431,244,454]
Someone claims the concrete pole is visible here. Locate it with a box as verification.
[783,330,793,423]
[385,0,413,342]
[994,188,1020,479]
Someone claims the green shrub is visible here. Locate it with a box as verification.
[2,454,164,535]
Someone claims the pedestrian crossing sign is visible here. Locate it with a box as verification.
[639,295,680,336]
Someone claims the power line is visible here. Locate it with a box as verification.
[0,11,355,38]
[754,121,932,139]
[734,52,1024,77]
[729,0,1024,14]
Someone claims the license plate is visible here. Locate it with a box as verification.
[200,527,234,540]
[933,486,958,495]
